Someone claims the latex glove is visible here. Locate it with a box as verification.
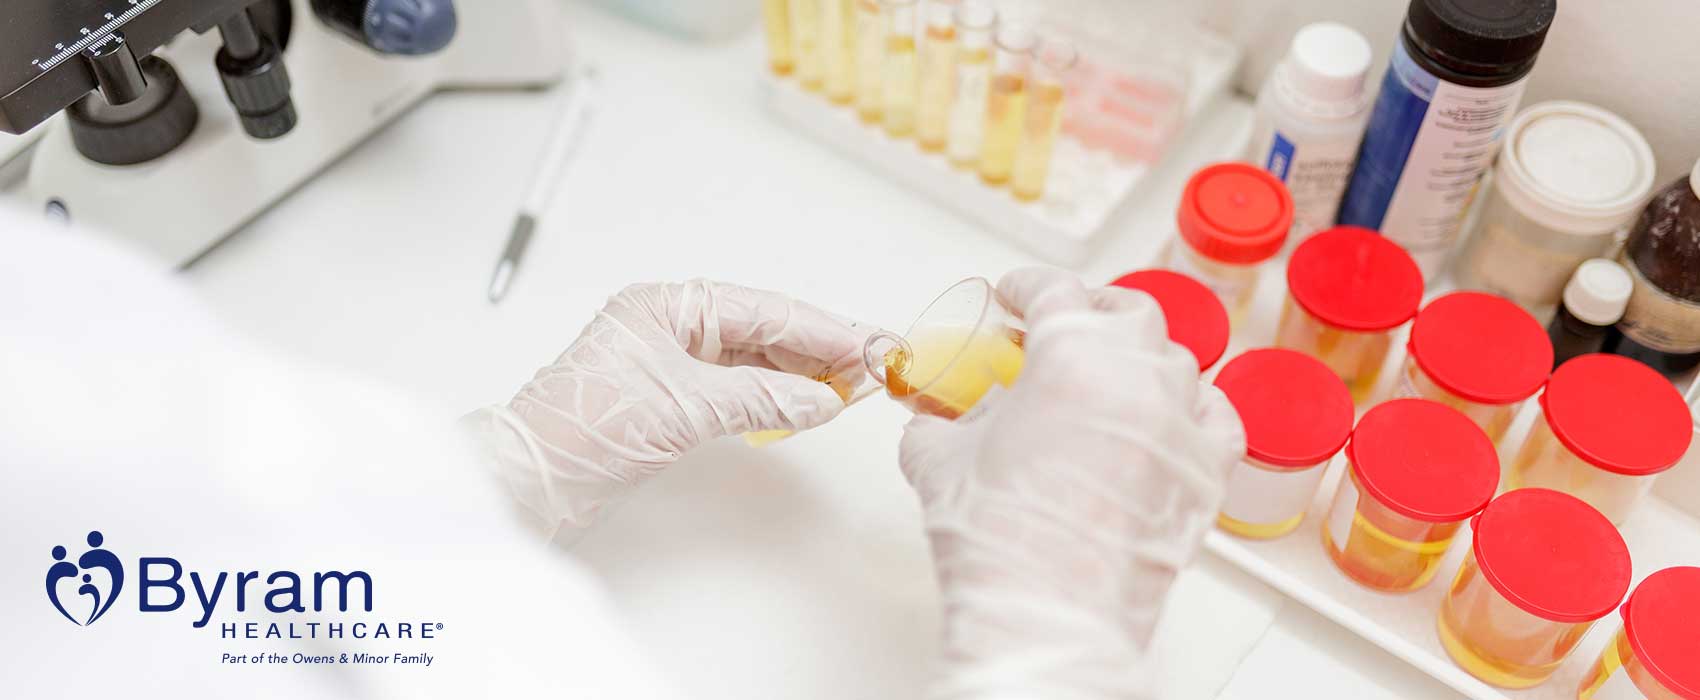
[901,267,1246,700]
[466,281,872,541]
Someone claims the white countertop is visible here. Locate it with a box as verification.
[158,3,1461,698]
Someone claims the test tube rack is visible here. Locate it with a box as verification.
[760,30,1240,268]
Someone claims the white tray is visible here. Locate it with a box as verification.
[1203,434,1700,700]
[760,31,1240,268]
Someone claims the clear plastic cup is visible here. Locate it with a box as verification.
[1276,226,1424,403]
[863,277,1025,418]
[1322,399,1499,591]
[1438,488,1631,689]
[1508,354,1692,524]
[1395,292,1554,443]
[1577,566,1700,700]
[1213,348,1354,539]
[1166,162,1293,328]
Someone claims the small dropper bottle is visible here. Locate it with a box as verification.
[1549,258,1632,370]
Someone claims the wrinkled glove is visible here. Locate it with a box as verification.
[466,281,872,541]
[901,267,1246,700]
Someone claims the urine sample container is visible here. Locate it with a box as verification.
[822,0,855,102]
[852,0,884,122]
[1396,292,1554,443]
[1165,162,1293,326]
[1577,566,1700,700]
[1438,488,1630,689]
[762,0,795,76]
[944,1,996,167]
[1322,398,1499,592]
[862,277,1024,419]
[878,0,919,137]
[1010,40,1078,202]
[1507,353,1691,524]
[790,0,825,91]
[976,23,1036,185]
[914,0,960,151]
[1109,269,1229,373]
[1213,348,1354,539]
[1276,226,1424,403]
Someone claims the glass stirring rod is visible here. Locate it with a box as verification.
[488,65,598,304]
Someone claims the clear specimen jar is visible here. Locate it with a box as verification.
[1322,398,1499,591]
[1214,348,1355,539]
[1277,226,1424,403]
[1109,269,1229,373]
[1508,353,1691,524]
[1395,291,1554,443]
[1577,566,1700,700]
[1437,488,1630,689]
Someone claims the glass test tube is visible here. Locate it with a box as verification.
[879,0,919,137]
[852,0,884,122]
[790,0,824,91]
[822,0,855,102]
[914,0,961,151]
[762,0,795,76]
[978,24,1037,185]
[944,1,997,166]
[1012,40,1079,201]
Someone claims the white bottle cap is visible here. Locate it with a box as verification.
[1498,101,1658,236]
[1281,22,1371,105]
[1563,258,1634,326]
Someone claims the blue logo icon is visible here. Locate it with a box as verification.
[46,530,124,626]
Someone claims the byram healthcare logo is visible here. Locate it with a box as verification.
[46,530,123,627]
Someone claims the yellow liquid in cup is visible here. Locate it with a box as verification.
[744,372,858,447]
[886,327,1024,419]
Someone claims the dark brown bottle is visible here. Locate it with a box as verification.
[1606,160,1700,379]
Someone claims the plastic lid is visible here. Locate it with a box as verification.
[1110,270,1230,371]
[1406,0,1556,72]
[1471,488,1631,624]
[1177,163,1293,264]
[1346,399,1499,522]
[1408,292,1553,404]
[1562,259,1633,326]
[1621,566,1700,700]
[1498,102,1657,235]
[1214,349,1354,469]
[1282,22,1372,105]
[1541,354,1691,476]
[1287,226,1425,331]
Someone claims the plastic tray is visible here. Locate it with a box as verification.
[760,30,1239,268]
[1203,411,1700,700]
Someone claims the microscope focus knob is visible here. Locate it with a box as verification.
[311,0,458,56]
[67,56,200,166]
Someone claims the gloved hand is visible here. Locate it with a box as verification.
[901,267,1245,700]
[466,281,872,541]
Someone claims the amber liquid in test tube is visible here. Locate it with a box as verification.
[944,2,996,167]
[879,0,919,137]
[762,0,795,76]
[1012,41,1077,201]
[852,0,884,122]
[978,24,1037,185]
[914,0,960,151]
[790,0,824,91]
[822,0,855,102]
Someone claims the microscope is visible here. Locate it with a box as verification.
[1,0,567,266]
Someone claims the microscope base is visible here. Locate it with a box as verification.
[21,0,567,267]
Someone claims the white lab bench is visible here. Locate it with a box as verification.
[173,3,1465,698]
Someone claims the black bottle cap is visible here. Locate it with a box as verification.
[1407,0,1557,72]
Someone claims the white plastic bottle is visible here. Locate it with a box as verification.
[1245,22,1372,246]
